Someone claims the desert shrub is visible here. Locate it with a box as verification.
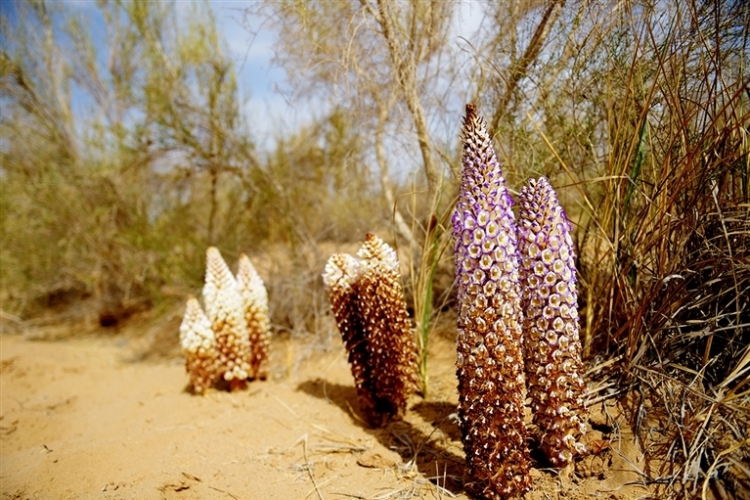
[0,1,383,330]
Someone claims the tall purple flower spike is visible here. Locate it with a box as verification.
[452,104,532,499]
[518,176,588,467]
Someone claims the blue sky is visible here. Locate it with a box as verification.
[0,0,299,148]
[209,1,300,147]
[1,0,486,159]
[208,1,487,150]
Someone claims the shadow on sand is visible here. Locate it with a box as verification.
[297,378,466,495]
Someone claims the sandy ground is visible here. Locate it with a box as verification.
[1,328,653,500]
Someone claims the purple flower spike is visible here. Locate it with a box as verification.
[518,177,589,467]
[452,104,532,499]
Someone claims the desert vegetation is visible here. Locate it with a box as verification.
[323,233,417,428]
[452,104,534,499]
[1,0,748,498]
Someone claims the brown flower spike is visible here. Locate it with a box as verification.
[203,247,252,390]
[518,177,588,467]
[179,296,218,394]
[451,104,532,499]
[237,254,271,380]
[323,234,417,427]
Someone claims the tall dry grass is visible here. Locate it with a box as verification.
[481,1,749,496]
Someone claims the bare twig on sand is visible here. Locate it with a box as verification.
[298,434,325,500]
[208,485,241,500]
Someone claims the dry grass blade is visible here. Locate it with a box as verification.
[298,434,325,500]
[522,0,750,497]
[718,344,750,392]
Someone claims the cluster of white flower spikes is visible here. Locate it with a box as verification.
[179,247,270,393]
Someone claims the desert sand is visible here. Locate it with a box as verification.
[1,324,651,500]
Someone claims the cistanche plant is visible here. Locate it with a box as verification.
[323,234,418,428]
[451,104,532,499]
[518,176,589,467]
[237,253,271,380]
[179,296,218,395]
[179,247,271,393]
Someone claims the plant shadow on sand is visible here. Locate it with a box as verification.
[297,378,466,495]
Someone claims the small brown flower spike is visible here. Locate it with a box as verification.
[323,234,417,427]
[356,234,418,425]
[179,296,218,394]
[518,177,588,467]
[203,247,252,389]
[237,254,271,380]
[323,253,370,412]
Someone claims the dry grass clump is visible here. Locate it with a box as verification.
[554,3,750,496]
[323,234,418,428]
[611,205,750,498]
